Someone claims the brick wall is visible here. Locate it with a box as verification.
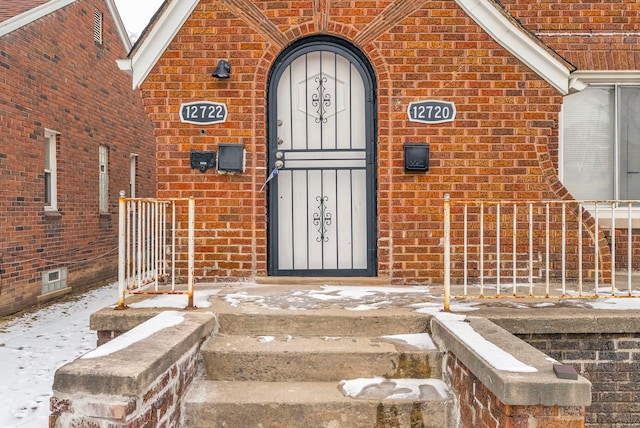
[605,230,640,271]
[446,353,585,428]
[139,0,586,284]
[0,0,156,316]
[141,0,637,284]
[499,0,640,70]
[50,338,199,428]
[521,332,640,427]
[497,0,640,278]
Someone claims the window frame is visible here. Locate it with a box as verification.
[99,144,109,213]
[44,129,59,212]
[130,153,138,198]
[560,72,640,221]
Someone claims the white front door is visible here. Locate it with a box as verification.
[267,40,377,276]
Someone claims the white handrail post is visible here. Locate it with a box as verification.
[480,203,484,296]
[187,197,196,309]
[137,200,143,289]
[578,202,583,296]
[463,204,468,295]
[117,191,127,309]
[154,200,159,291]
[545,202,550,298]
[528,203,533,297]
[443,194,451,312]
[561,203,566,296]
[611,201,616,296]
[496,203,501,296]
[172,201,176,290]
[629,202,633,296]
[512,203,517,296]
[595,203,599,296]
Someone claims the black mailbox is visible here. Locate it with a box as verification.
[218,143,245,173]
[404,143,429,171]
[190,150,216,173]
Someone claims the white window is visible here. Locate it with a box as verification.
[44,129,58,211]
[561,85,640,201]
[130,153,138,198]
[94,10,103,44]
[99,145,109,212]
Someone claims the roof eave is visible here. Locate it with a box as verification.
[105,0,132,52]
[567,71,640,94]
[0,0,131,53]
[122,0,199,89]
[0,0,76,37]
[122,0,576,94]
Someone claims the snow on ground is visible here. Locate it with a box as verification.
[0,284,219,427]
[1,280,639,427]
[0,282,119,428]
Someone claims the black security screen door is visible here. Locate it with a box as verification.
[267,37,377,276]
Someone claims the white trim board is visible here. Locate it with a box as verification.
[117,0,199,89]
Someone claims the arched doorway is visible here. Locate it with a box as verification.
[266,36,378,277]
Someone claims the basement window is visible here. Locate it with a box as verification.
[94,10,103,44]
[42,267,67,295]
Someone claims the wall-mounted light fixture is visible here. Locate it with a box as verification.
[212,60,231,79]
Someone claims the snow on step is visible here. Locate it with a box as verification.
[183,379,454,428]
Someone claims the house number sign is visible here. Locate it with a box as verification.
[179,101,227,125]
[407,100,456,124]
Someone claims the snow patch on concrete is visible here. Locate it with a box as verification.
[81,311,185,359]
[340,377,449,400]
[381,333,436,350]
[428,310,538,373]
[126,289,219,309]
[588,298,640,310]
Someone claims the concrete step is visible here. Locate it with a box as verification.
[186,299,455,426]
[211,301,432,336]
[202,333,443,382]
[183,379,456,428]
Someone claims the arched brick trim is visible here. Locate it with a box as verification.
[219,0,289,49]
[360,43,394,280]
[251,45,283,275]
[249,10,397,276]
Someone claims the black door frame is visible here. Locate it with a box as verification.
[266,35,378,277]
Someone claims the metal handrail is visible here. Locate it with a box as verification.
[443,195,639,311]
[117,195,195,309]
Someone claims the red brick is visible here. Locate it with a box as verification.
[0,0,155,317]
[128,0,626,284]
